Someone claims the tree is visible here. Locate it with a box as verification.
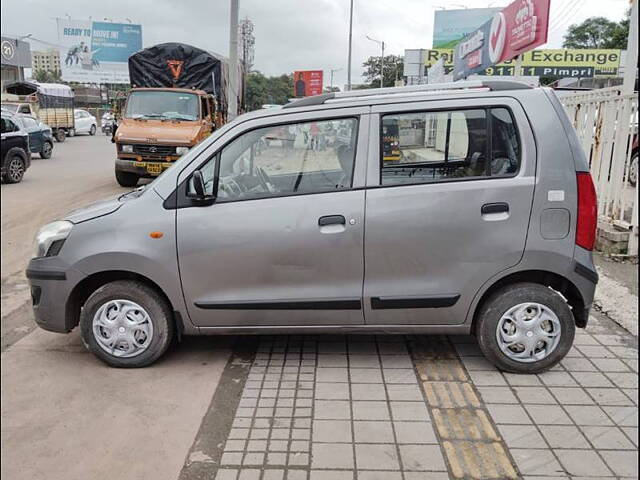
[362,55,404,88]
[33,69,62,83]
[245,71,293,111]
[563,14,629,49]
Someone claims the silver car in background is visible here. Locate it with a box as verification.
[27,80,598,370]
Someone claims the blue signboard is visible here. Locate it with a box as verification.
[433,8,501,48]
[91,22,142,63]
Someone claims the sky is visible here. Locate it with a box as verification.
[1,0,631,88]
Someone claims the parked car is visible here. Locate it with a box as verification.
[15,114,54,159]
[628,135,638,187]
[27,81,599,371]
[1,111,30,183]
[73,109,97,136]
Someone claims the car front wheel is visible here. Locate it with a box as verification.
[89,124,96,136]
[40,141,53,159]
[3,149,26,183]
[80,280,174,367]
[476,283,575,374]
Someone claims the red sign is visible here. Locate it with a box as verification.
[293,70,323,97]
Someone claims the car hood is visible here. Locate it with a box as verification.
[64,196,124,224]
[116,118,202,145]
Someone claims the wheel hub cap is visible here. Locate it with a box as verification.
[92,299,153,358]
[496,302,562,363]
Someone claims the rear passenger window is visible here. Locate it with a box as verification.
[380,107,520,186]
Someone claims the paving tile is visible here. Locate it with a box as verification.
[537,425,591,449]
[476,386,519,404]
[314,400,351,420]
[468,370,508,386]
[288,452,309,466]
[312,420,352,443]
[605,372,638,389]
[242,452,265,466]
[314,383,350,400]
[385,384,424,401]
[460,356,496,371]
[576,345,616,358]
[403,474,449,480]
[350,368,384,384]
[383,369,417,384]
[309,471,354,480]
[316,368,348,383]
[399,444,447,471]
[623,388,638,405]
[524,405,572,425]
[549,387,594,405]
[351,383,387,401]
[503,373,543,386]
[353,401,390,421]
[497,424,546,448]
[586,387,634,406]
[358,471,403,480]
[348,356,380,368]
[593,334,628,346]
[560,357,598,372]
[353,420,395,443]
[514,386,558,404]
[511,449,565,476]
[263,471,285,480]
[238,470,261,480]
[538,371,578,387]
[573,334,601,346]
[564,405,613,426]
[266,452,287,466]
[389,401,430,421]
[393,421,438,444]
[488,404,533,424]
[378,343,408,355]
[571,372,615,388]
[599,450,639,478]
[590,357,632,372]
[355,444,400,470]
[582,426,636,450]
[317,354,348,367]
[555,449,612,477]
[602,406,638,427]
[215,470,240,480]
[380,355,414,369]
[622,426,638,446]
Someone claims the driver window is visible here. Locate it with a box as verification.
[214,118,358,202]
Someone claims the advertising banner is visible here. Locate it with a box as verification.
[57,19,142,84]
[426,48,621,78]
[293,70,323,97]
[433,8,501,48]
[453,0,550,80]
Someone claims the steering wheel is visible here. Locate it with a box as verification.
[256,167,274,192]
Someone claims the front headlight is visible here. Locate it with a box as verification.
[121,144,133,153]
[176,146,190,155]
[34,221,73,258]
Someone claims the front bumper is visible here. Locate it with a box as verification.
[26,257,86,333]
[115,158,174,178]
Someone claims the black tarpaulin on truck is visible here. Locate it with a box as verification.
[128,43,229,112]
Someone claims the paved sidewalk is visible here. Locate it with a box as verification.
[180,312,638,480]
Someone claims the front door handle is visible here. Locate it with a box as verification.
[318,215,346,227]
[481,202,509,215]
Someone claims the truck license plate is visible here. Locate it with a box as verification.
[147,163,162,175]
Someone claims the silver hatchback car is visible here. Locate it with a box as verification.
[27,81,598,371]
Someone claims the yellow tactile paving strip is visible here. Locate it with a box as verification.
[410,336,520,480]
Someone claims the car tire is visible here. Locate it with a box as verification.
[80,280,174,368]
[3,148,27,183]
[629,152,638,187]
[68,128,75,137]
[55,129,66,142]
[89,124,96,136]
[40,141,53,159]
[115,169,139,187]
[475,282,575,374]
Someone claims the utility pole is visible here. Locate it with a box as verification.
[330,68,342,91]
[228,0,240,119]
[239,18,255,113]
[347,0,354,91]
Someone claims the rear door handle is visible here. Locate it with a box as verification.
[318,215,346,226]
[481,202,509,214]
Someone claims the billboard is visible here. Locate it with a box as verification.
[57,19,142,83]
[433,8,501,48]
[424,48,622,78]
[453,0,550,80]
[293,70,323,97]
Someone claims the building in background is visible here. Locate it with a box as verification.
[1,36,31,89]
[31,49,61,73]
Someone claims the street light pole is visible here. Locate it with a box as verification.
[347,0,354,91]
[366,35,385,87]
[330,68,342,91]
[229,0,240,119]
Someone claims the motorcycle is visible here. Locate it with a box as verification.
[101,113,115,136]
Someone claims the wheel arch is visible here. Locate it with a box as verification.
[469,269,588,332]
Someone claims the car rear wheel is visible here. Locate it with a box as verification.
[80,280,174,368]
[476,283,575,374]
[89,124,96,136]
[55,129,66,142]
[40,141,53,159]
[629,152,638,187]
[3,149,26,183]
[115,169,139,187]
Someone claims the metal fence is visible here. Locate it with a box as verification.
[560,87,639,255]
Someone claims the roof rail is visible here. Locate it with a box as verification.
[282,80,532,109]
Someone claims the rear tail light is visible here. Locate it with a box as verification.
[576,172,597,250]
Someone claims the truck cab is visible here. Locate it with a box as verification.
[114,87,216,187]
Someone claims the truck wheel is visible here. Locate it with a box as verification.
[80,280,174,368]
[89,125,96,136]
[4,149,26,183]
[55,129,66,142]
[115,169,139,187]
[40,141,53,159]
[476,283,575,374]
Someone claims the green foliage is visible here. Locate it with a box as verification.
[362,55,404,88]
[32,69,62,83]
[245,71,293,111]
[563,13,630,49]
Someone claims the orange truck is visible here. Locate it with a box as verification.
[114,43,234,187]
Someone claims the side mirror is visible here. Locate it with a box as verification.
[192,170,206,198]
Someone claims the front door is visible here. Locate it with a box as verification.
[177,113,369,327]
[363,98,536,325]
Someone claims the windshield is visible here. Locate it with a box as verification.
[1,104,19,113]
[125,91,199,121]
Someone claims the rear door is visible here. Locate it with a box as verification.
[21,117,42,152]
[363,97,536,325]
